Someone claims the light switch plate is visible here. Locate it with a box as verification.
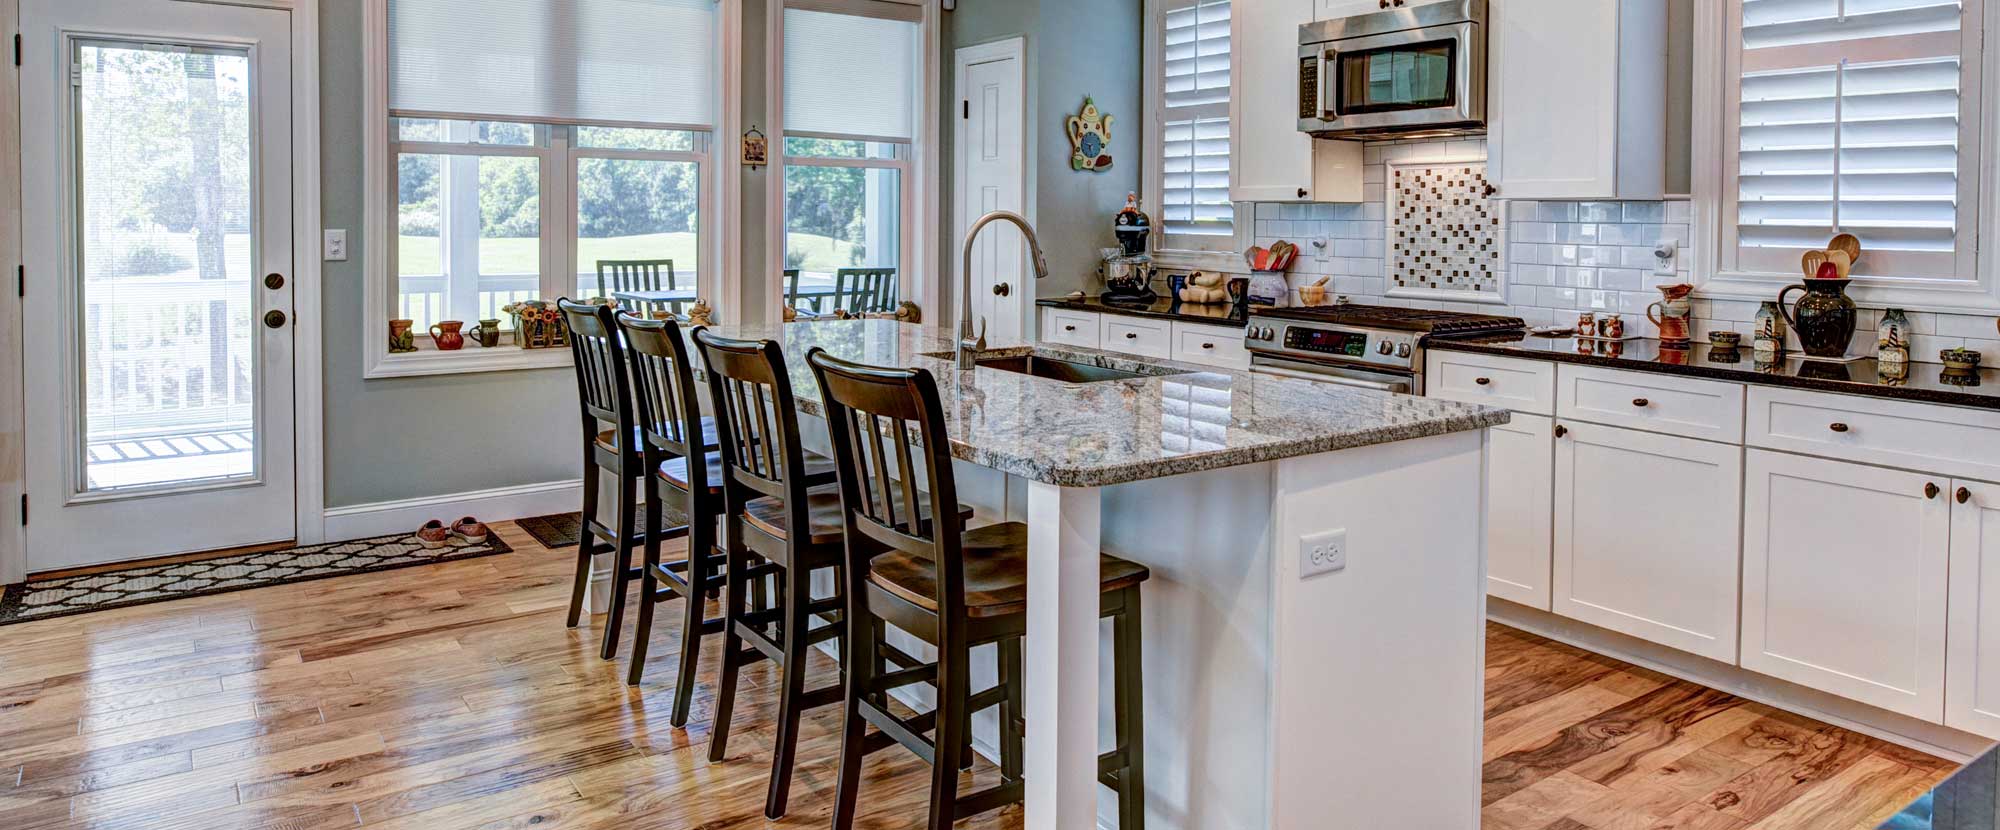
[324,229,348,261]
[1299,528,1347,580]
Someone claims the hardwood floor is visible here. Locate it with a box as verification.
[0,521,1959,829]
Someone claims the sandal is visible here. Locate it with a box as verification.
[416,519,452,549]
[451,516,490,545]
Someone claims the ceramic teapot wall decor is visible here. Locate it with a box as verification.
[1066,97,1114,172]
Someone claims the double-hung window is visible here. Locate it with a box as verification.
[1704,0,1989,306]
[780,4,919,315]
[372,0,719,373]
[1149,0,1235,256]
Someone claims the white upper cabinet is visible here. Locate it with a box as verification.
[1231,0,1364,202]
[1317,0,1454,19]
[1487,0,1666,200]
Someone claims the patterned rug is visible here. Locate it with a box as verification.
[0,532,513,626]
[517,504,687,549]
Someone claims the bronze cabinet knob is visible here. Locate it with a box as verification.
[1474,377,1492,386]
[1201,342,1215,349]
[1125,332,1137,339]
[1297,187,1309,198]
[263,310,287,329]
[1829,423,1850,433]
[1632,398,1650,407]
[1960,487,1974,505]
[1926,482,1942,500]
[1554,424,1569,438]
[1063,325,1076,332]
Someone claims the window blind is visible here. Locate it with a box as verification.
[783,8,919,142]
[388,0,716,128]
[1736,0,1967,271]
[1161,0,1233,241]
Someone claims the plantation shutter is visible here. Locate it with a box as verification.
[1734,0,1971,278]
[783,7,920,142]
[388,0,717,128]
[1160,0,1234,246]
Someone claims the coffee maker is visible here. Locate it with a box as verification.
[1100,193,1156,303]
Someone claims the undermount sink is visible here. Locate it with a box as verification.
[975,354,1153,383]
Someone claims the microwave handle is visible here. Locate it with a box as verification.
[1318,48,1338,118]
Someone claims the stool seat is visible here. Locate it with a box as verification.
[597,416,721,456]
[867,522,1150,619]
[743,481,972,546]
[660,450,837,495]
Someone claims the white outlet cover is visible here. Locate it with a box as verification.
[1652,240,1678,276]
[1299,528,1347,580]
[324,228,349,262]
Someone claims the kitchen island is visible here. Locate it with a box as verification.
[678,319,1508,829]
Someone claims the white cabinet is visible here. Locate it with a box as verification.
[1488,412,1555,609]
[1487,0,1666,199]
[1317,0,1453,19]
[1428,351,1557,416]
[1741,449,1949,721]
[1231,0,1366,202]
[1553,421,1741,663]
[1040,308,1101,349]
[1171,321,1253,370]
[1100,315,1173,359]
[1557,365,1744,444]
[1946,480,2000,737]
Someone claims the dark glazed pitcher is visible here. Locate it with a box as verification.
[1777,279,1858,358]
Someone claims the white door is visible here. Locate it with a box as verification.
[955,38,1026,344]
[1948,479,2000,738]
[1488,412,1554,609]
[1553,421,1741,663]
[1741,450,1949,721]
[20,0,296,571]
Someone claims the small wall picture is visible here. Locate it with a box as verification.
[1066,96,1114,172]
[741,127,768,168]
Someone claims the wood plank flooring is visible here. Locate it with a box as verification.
[0,521,1959,829]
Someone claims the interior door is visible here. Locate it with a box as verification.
[956,40,1026,344]
[20,0,296,571]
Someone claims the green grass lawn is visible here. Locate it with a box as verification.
[398,231,864,276]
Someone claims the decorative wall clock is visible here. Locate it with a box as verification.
[1066,97,1114,172]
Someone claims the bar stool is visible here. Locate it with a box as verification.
[559,300,707,663]
[805,347,1151,830]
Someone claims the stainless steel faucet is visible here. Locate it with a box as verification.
[957,210,1050,369]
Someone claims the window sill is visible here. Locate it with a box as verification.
[1152,249,1246,274]
[1697,271,2000,316]
[364,342,572,379]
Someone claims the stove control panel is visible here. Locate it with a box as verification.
[1249,321,1419,370]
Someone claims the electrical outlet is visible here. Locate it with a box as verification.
[324,229,348,262]
[1298,528,1347,580]
[1652,240,1678,276]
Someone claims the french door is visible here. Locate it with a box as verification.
[20,0,296,571]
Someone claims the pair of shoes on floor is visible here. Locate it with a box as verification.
[417,516,489,549]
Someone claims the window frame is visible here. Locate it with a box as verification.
[1144,0,1243,272]
[779,139,913,313]
[361,0,736,378]
[1693,0,2000,313]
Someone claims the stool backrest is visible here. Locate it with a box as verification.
[805,348,964,614]
[560,299,632,445]
[691,329,810,508]
[617,315,706,474]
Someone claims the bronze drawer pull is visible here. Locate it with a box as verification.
[1063,325,1076,332]
[1961,487,1974,505]
[1632,398,1650,407]
[1125,332,1137,339]
[1474,377,1492,386]
[1829,423,1849,433]
[1926,483,1942,500]
[1201,342,1214,349]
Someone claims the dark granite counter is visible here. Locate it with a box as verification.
[1428,334,2000,411]
[1035,294,1248,328]
[1882,745,1994,829]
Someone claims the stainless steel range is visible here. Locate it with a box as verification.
[1242,303,1525,395]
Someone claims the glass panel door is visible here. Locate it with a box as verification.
[74,40,257,492]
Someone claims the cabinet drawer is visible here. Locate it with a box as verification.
[1040,309,1100,349]
[1426,351,1556,415]
[1746,387,2000,483]
[1101,315,1171,359]
[1557,365,1744,443]
[1170,322,1251,369]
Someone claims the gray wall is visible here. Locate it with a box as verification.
[320,1,576,509]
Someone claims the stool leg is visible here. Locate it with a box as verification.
[666,496,713,726]
[764,563,811,818]
[566,456,600,628]
[1113,587,1146,830]
[927,640,969,830]
[599,466,638,661]
[626,471,663,687]
[707,519,746,763]
[999,636,1025,783]
[831,599,876,830]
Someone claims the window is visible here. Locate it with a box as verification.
[368,0,719,374]
[1702,0,1989,305]
[1151,0,1235,254]
[780,6,919,316]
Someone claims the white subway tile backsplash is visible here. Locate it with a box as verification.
[1622,202,1665,223]
[1937,313,1999,339]
[1539,202,1578,222]
[1578,202,1622,223]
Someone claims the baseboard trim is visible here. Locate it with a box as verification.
[1489,599,1990,763]
[323,479,581,542]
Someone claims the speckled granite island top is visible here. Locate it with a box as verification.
[695,320,1509,487]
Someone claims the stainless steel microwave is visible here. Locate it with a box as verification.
[1297,0,1486,139]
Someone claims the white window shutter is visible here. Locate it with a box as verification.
[1161,0,1234,243]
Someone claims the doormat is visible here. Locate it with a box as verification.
[517,504,688,549]
[0,532,513,627]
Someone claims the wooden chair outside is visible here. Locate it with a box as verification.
[833,267,896,315]
[783,268,821,317]
[596,258,682,316]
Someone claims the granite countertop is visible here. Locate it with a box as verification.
[693,320,1508,487]
[1881,745,1992,829]
[1428,334,2000,411]
[1035,294,1249,328]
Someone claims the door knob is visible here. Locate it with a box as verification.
[263,310,288,329]
[1960,487,1973,505]
[263,272,285,290]
[1926,482,1942,500]
[992,282,1011,297]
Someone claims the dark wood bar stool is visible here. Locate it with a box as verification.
[805,348,1151,830]
[559,300,712,664]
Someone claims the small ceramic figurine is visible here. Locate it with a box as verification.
[430,321,466,351]
[1753,300,1787,355]
[1598,314,1625,340]
[1577,312,1597,336]
[389,319,417,353]
[687,299,715,328]
[1878,308,1911,365]
[1179,270,1232,304]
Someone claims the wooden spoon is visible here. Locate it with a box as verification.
[1825,249,1852,279]
[1828,233,1862,266]
[1801,249,1829,278]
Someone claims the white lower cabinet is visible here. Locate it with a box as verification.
[1553,421,1742,663]
[1741,449,1950,721]
[1487,412,1555,609]
[1947,480,2000,737]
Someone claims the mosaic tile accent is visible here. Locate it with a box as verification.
[0,532,513,626]
[1389,161,1500,298]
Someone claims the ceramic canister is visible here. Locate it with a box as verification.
[1753,301,1786,354]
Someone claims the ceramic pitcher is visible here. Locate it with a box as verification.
[1777,279,1857,359]
[430,320,466,351]
[1646,283,1696,345]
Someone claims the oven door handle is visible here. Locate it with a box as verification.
[1253,362,1408,393]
